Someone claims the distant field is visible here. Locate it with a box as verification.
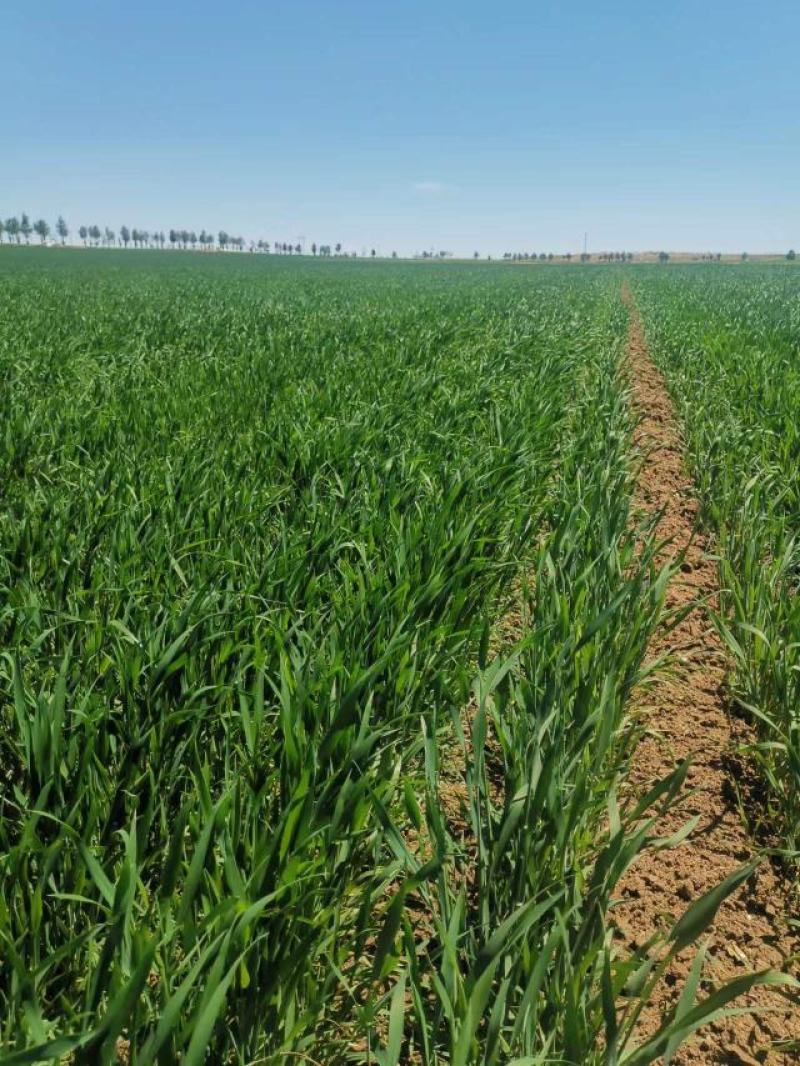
[1,249,797,1063]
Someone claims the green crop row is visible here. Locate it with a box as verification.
[633,265,800,855]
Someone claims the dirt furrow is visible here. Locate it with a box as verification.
[616,286,798,1064]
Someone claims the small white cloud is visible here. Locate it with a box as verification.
[412,180,454,194]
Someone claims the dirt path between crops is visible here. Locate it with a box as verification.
[616,286,798,1064]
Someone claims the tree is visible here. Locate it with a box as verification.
[565,252,572,261]
[105,227,115,247]
[79,225,88,246]
[120,225,131,247]
[56,216,69,245]
[311,242,317,256]
[370,248,376,258]
[20,213,32,244]
[788,249,797,261]
[335,242,342,255]
[0,220,4,243]
[217,230,228,250]
[741,252,748,261]
[33,219,50,243]
[392,250,398,258]
[658,251,669,263]
[89,225,101,246]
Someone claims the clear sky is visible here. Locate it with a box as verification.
[4,0,798,257]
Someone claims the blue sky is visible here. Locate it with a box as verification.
[4,0,798,256]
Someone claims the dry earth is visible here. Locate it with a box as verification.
[615,286,798,1064]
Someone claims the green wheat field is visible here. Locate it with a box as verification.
[1,249,798,1064]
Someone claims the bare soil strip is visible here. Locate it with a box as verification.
[616,287,798,1065]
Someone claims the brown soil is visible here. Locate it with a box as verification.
[615,287,798,1064]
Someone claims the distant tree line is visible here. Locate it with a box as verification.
[2,215,798,261]
[0,213,353,256]
[499,251,633,263]
[503,251,559,261]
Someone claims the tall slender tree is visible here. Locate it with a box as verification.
[33,219,50,243]
[0,219,4,243]
[79,225,88,246]
[120,225,131,247]
[20,213,32,243]
[56,216,69,244]
[105,227,115,246]
[7,217,20,243]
